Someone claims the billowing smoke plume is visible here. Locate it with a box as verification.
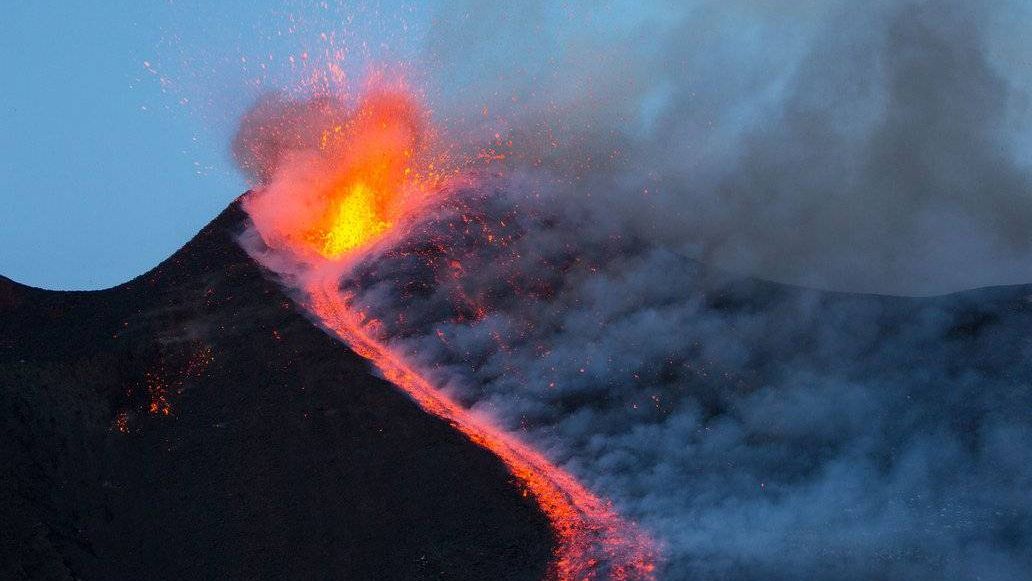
[425,0,1032,295]
[236,1,1032,579]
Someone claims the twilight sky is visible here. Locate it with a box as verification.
[3,1,1032,294]
[2,3,234,289]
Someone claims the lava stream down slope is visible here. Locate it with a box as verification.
[236,84,657,579]
[304,276,657,580]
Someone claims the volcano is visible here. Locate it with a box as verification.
[5,195,1032,580]
[0,200,554,581]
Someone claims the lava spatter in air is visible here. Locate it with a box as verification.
[238,77,658,579]
[239,81,450,262]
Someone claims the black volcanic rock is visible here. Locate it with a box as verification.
[0,202,553,581]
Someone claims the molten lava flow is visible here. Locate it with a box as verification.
[306,277,657,580]
[241,77,657,579]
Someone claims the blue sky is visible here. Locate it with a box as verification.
[2,4,233,289]
[0,1,428,289]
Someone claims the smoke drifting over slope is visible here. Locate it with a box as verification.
[332,179,1032,580]
[234,1,1032,578]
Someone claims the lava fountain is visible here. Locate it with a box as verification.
[239,78,657,580]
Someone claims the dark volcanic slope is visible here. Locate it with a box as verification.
[0,202,553,581]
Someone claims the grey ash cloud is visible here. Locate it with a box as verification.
[427,0,1032,295]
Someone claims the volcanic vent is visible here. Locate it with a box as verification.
[233,82,658,580]
[0,201,553,581]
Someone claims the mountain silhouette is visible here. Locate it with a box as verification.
[0,200,552,581]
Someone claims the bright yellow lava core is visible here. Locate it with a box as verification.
[321,182,393,258]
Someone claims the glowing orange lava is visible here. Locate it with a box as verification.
[320,182,391,257]
[243,75,657,579]
[306,89,428,258]
[306,278,657,580]
[242,82,453,263]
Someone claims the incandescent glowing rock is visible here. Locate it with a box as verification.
[320,182,392,257]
